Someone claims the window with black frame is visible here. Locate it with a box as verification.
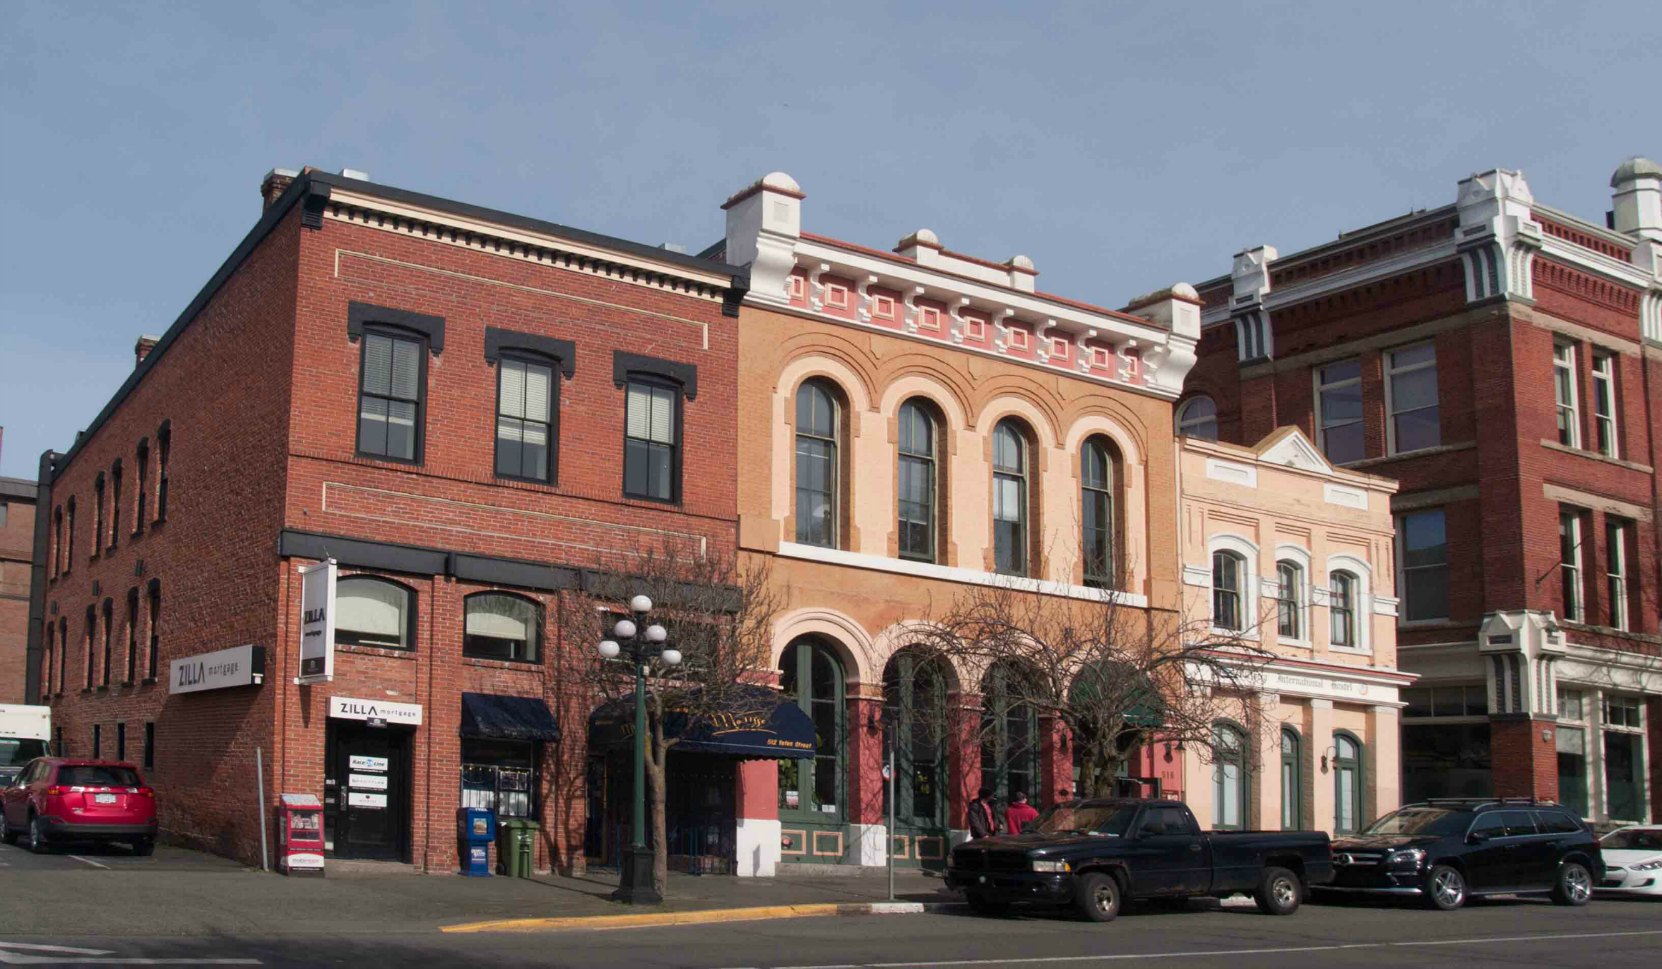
[624,378,679,501]
[496,356,556,482]
[464,593,541,663]
[460,739,536,819]
[992,419,1031,576]
[1081,436,1118,588]
[897,399,938,562]
[335,577,415,650]
[357,327,425,462]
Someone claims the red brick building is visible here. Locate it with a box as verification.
[28,167,745,870]
[2,433,40,704]
[1183,160,1662,826]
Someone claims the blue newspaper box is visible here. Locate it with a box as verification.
[459,807,496,877]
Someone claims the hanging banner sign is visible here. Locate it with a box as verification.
[297,560,337,684]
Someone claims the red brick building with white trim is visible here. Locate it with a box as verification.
[1183,160,1662,826]
[28,167,745,871]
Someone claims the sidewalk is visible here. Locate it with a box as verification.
[0,845,960,938]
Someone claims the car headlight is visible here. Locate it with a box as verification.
[1031,859,1071,872]
[1385,848,1426,867]
[1631,859,1662,871]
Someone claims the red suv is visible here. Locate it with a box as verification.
[2,758,158,855]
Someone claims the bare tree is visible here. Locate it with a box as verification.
[561,547,780,894]
[917,560,1279,801]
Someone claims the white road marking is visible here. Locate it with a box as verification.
[0,945,113,955]
[745,928,1662,969]
[66,855,110,870]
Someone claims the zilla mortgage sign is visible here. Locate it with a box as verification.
[169,644,267,695]
[297,560,337,684]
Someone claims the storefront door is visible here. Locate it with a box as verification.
[326,721,411,861]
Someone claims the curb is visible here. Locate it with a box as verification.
[442,900,965,933]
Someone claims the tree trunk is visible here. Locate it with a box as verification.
[648,720,669,895]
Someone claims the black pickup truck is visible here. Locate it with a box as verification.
[947,798,1334,922]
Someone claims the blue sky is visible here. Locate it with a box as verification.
[1,0,1656,478]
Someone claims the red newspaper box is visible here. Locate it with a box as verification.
[277,793,325,876]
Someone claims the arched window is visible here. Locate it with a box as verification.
[1275,561,1304,640]
[897,399,939,562]
[884,651,947,828]
[336,576,416,651]
[43,622,54,700]
[100,598,113,688]
[1330,571,1359,647]
[125,588,139,684]
[794,379,841,548]
[1177,396,1218,440]
[1280,728,1303,830]
[1213,722,1249,831]
[83,604,95,690]
[981,661,1039,804]
[1081,436,1120,588]
[464,593,541,663]
[778,639,845,819]
[1333,732,1364,834]
[57,617,68,694]
[1212,551,1246,631]
[52,506,63,578]
[145,580,160,681]
[992,419,1032,576]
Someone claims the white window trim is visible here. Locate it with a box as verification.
[1591,352,1619,458]
[1314,359,1364,464]
[1554,343,1580,449]
[1273,545,1313,648]
[1383,342,1439,456]
[1606,519,1630,632]
[1598,691,1648,824]
[1560,508,1584,623]
[1324,554,1372,654]
[1207,535,1260,640]
[1394,508,1449,625]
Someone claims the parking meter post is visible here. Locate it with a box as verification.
[256,746,269,872]
[886,724,896,902]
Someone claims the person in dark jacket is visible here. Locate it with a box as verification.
[968,787,1001,839]
[1004,791,1040,834]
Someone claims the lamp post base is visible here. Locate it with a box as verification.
[613,845,661,905]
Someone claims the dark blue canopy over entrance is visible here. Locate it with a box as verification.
[461,692,562,742]
[589,685,815,759]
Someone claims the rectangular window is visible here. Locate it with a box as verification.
[1385,342,1439,453]
[1591,352,1618,457]
[93,476,105,558]
[125,592,138,684]
[143,722,155,770]
[624,380,679,501]
[495,357,556,482]
[1606,518,1631,631]
[1559,507,1583,622]
[1275,563,1303,639]
[1316,359,1365,464]
[146,584,160,681]
[116,723,126,762]
[156,425,170,522]
[109,463,122,549]
[92,724,101,759]
[1556,725,1588,817]
[134,442,149,533]
[1212,553,1242,631]
[65,500,75,573]
[1553,343,1579,447]
[460,740,536,819]
[84,607,95,690]
[1603,698,1646,821]
[356,329,425,461]
[1397,509,1449,622]
[1606,694,1643,728]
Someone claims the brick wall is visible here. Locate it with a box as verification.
[1,481,38,703]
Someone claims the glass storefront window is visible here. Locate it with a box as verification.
[461,739,535,818]
[1402,723,1491,804]
[1605,728,1646,822]
[1556,725,1588,818]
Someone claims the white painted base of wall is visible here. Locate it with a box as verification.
[735,818,782,877]
[948,829,969,850]
[850,823,887,866]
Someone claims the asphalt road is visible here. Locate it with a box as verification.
[3,891,1659,968]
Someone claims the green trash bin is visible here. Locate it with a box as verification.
[498,818,540,878]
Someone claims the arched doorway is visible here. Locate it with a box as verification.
[883,649,950,867]
[981,660,1040,805]
[778,638,848,862]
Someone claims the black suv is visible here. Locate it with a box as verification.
[1325,798,1602,910]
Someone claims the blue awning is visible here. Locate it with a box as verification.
[588,685,815,759]
[461,692,561,742]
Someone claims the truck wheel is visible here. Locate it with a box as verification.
[1424,864,1466,911]
[1254,866,1302,915]
[29,815,51,855]
[132,838,155,858]
[1550,861,1592,906]
[1074,872,1121,923]
[1,821,18,846]
[966,891,1009,916]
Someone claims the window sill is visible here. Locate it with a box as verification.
[141,677,157,686]
[353,450,425,468]
[1349,441,1477,469]
[96,685,109,692]
[1328,645,1373,657]
[1538,438,1655,473]
[338,644,418,661]
[621,491,681,507]
[1396,617,1461,630]
[1277,638,1313,650]
[464,656,543,670]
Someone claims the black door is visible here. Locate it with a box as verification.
[1463,811,1519,891]
[327,722,411,861]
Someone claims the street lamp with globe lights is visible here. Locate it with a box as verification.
[596,594,679,904]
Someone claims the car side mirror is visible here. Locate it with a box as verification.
[1467,832,1489,844]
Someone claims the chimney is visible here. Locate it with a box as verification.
[261,168,299,211]
[135,334,161,368]
[1610,156,1662,242]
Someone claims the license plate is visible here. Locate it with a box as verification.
[94,793,117,805]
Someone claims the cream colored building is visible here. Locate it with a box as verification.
[1178,428,1412,835]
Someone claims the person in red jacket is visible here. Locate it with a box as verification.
[1004,791,1040,834]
